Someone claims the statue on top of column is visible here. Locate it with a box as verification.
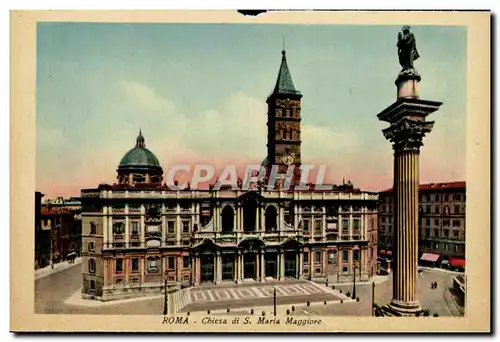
[397,26,420,72]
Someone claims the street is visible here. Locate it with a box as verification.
[35,265,463,316]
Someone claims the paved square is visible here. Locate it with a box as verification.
[175,279,348,313]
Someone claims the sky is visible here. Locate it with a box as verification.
[36,23,466,198]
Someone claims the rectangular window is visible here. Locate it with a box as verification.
[88,259,96,273]
[353,250,359,261]
[303,252,309,263]
[183,256,190,269]
[181,203,191,211]
[454,205,460,214]
[131,221,139,234]
[425,228,430,237]
[132,258,139,272]
[182,221,190,233]
[88,241,95,252]
[90,280,96,291]
[426,206,431,214]
[453,230,459,239]
[435,219,439,226]
[353,219,360,230]
[90,222,96,235]
[314,220,322,233]
[452,220,461,227]
[434,206,440,214]
[343,266,348,273]
[444,230,449,239]
[443,219,450,226]
[425,219,430,226]
[444,194,449,202]
[382,217,386,223]
[434,229,439,238]
[168,256,175,270]
[115,258,123,273]
[167,221,175,234]
[303,220,309,232]
[342,250,348,262]
[435,194,440,201]
[113,222,124,234]
[315,251,322,264]
[342,219,349,231]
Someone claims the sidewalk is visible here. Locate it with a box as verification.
[35,257,82,280]
[321,274,390,287]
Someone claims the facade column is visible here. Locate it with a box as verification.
[175,203,181,245]
[196,255,201,285]
[309,249,314,279]
[103,206,108,248]
[161,204,166,247]
[234,252,239,283]
[377,66,441,315]
[124,205,130,248]
[255,252,260,280]
[260,250,265,281]
[298,249,304,279]
[280,249,285,279]
[108,214,113,247]
[140,205,145,247]
[240,253,244,281]
[214,253,218,284]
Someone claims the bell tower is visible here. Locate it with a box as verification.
[265,49,303,186]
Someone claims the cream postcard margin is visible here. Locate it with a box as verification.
[10,10,490,332]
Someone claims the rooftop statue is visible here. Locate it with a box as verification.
[397,26,420,71]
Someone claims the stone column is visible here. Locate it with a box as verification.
[140,205,145,247]
[103,206,108,248]
[377,66,442,316]
[161,204,167,247]
[234,252,239,283]
[280,250,285,279]
[298,249,304,279]
[214,253,218,284]
[124,205,130,248]
[260,251,265,281]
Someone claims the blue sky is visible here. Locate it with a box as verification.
[36,23,466,197]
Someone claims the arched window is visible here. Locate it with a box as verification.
[221,206,234,234]
[265,206,278,232]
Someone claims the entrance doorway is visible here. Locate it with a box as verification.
[243,253,257,279]
[222,255,234,281]
[284,252,297,278]
[200,254,214,283]
[265,253,278,279]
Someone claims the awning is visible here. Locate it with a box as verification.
[449,257,465,268]
[420,253,440,262]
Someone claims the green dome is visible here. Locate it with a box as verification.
[118,131,161,169]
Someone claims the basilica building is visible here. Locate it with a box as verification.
[80,50,379,301]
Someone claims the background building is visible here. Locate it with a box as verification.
[37,199,82,267]
[34,191,45,268]
[378,181,466,269]
[79,49,379,301]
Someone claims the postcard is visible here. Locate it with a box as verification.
[10,10,490,333]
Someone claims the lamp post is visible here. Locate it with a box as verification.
[372,281,375,316]
[163,275,168,315]
[352,265,357,299]
[273,286,277,316]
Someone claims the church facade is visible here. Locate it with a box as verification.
[80,50,379,301]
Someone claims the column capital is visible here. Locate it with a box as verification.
[382,118,434,152]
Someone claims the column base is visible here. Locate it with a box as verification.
[388,299,422,316]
